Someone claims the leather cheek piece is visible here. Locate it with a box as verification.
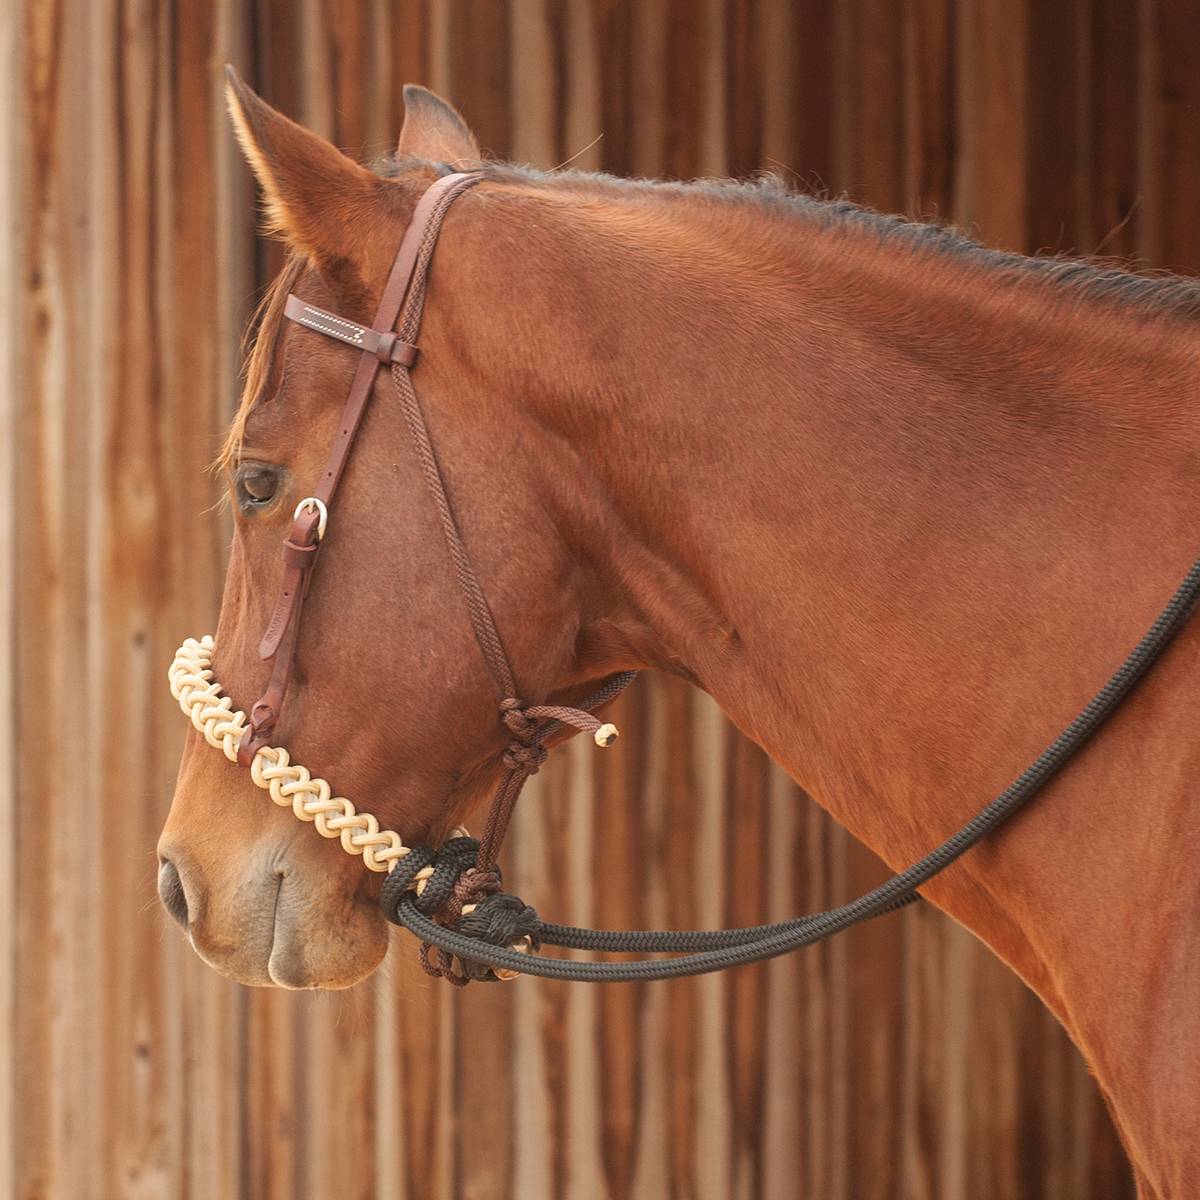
[282,539,320,569]
[258,582,300,660]
[243,172,483,742]
[259,509,323,659]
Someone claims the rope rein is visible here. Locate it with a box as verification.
[172,171,1200,984]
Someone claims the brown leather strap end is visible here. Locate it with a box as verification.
[237,727,270,768]
[259,509,321,659]
[259,587,297,659]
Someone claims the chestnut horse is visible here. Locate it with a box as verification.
[160,75,1200,1194]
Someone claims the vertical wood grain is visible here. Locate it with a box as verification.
[0,0,21,1193]
[16,2,94,1193]
[1143,0,1200,271]
[903,0,956,217]
[955,0,1028,249]
[1087,0,1139,260]
[1026,0,1088,255]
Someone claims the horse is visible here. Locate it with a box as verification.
[159,71,1200,1196]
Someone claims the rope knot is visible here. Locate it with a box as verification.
[378,838,541,986]
[499,696,534,739]
[502,741,548,773]
[418,892,543,985]
[451,866,503,916]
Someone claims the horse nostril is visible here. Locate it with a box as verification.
[157,858,190,929]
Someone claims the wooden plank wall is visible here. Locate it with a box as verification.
[4,1,1199,1196]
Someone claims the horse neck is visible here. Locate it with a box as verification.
[441,181,1200,1182]
[445,178,1200,788]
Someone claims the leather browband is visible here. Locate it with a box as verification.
[237,171,483,766]
[283,295,419,365]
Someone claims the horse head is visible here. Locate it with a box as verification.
[159,74,634,988]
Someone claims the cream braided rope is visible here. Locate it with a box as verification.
[169,636,438,881]
[169,634,531,979]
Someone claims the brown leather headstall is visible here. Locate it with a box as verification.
[237,171,483,767]
[235,165,636,981]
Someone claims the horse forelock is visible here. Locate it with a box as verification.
[219,254,306,473]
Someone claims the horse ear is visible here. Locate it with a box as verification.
[224,65,379,262]
[398,85,481,165]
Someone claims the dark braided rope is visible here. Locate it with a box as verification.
[383,555,1200,982]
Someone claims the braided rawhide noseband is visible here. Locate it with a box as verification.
[173,170,1200,984]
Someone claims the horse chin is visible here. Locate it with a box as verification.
[264,880,389,990]
[191,904,388,991]
[178,850,390,991]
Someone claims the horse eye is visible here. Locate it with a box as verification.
[236,464,279,507]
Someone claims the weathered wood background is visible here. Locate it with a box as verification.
[4,1,1198,1197]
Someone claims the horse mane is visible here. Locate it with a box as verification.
[220,158,1200,473]
[483,160,1200,325]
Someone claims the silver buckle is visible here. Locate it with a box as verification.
[293,496,329,541]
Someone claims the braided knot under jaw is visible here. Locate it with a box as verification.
[503,741,548,773]
[499,697,535,738]
[377,837,540,985]
[452,866,503,911]
[378,836,483,920]
[419,892,542,985]
[414,836,483,915]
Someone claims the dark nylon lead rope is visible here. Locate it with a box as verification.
[387,555,1200,981]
